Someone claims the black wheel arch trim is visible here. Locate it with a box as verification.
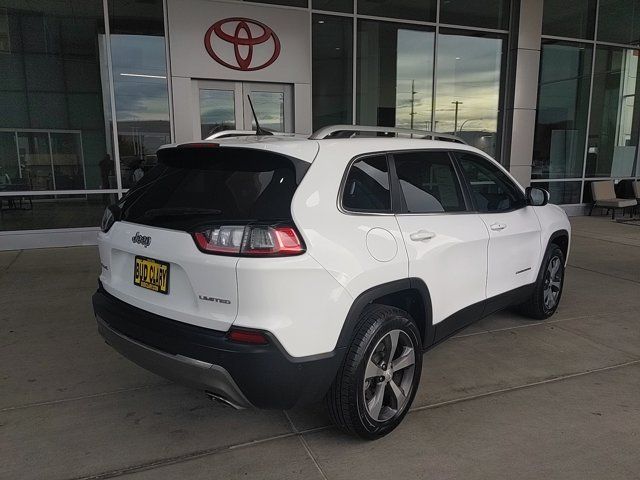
[547,229,569,258]
[335,278,434,351]
[534,229,569,279]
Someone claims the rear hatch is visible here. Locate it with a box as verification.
[98,144,310,331]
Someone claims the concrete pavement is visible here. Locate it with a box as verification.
[1,215,639,479]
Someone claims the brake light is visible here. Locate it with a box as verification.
[192,224,305,257]
[243,226,304,256]
[227,328,269,345]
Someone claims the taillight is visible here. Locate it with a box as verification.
[100,204,121,233]
[193,225,245,254]
[192,224,305,257]
[242,225,304,256]
[227,328,269,345]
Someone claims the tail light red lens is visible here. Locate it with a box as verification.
[192,224,305,257]
[227,328,269,345]
[242,226,304,256]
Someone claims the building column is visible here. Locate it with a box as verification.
[505,0,544,187]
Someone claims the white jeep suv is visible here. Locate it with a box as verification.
[93,126,570,439]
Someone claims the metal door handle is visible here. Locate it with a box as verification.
[409,230,436,241]
[490,223,507,231]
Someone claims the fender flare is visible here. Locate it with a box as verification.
[532,229,570,282]
[335,278,434,350]
[547,229,569,254]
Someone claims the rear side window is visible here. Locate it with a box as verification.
[342,155,391,213]
[455,152,526,213]
[120,147,307,231]
[394,151,466,213]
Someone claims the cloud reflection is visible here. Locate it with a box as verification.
[110,34,170,123]
[358,22,503,154]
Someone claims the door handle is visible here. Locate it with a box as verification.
[409,230,436,241]
[490,223,507,231]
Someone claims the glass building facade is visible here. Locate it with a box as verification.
[533,0,640,205]
[313,2,509,159]
[0,0,639,248]
[0,0,170,233]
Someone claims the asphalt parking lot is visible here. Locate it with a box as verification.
[1,215,639,479]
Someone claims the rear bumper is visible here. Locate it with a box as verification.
[97,317,252,408]
[93,285,343,409]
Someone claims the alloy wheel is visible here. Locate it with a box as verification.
[362,329,416,422]
[543,255,563,310]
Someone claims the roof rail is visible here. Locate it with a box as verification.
[206,130,296,140]
[206,130,256,139]
[309,124,467,144]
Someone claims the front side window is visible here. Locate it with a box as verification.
[455,152,525,213]
[342,155,391,212]
[394,151,466,213]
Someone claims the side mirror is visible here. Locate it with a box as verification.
[525,186,549,207]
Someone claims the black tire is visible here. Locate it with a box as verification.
[325,304,422,440]
[519,245,565,320]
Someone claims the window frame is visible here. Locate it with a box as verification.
[451,150,527,214]
[339,149,476,216]
[338,152,399,215]
[390,149,473,215]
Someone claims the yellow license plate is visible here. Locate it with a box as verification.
[134,256,170,294]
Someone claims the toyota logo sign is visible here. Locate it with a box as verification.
[204,17,281,71]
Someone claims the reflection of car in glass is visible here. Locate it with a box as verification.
[93,125,571,439]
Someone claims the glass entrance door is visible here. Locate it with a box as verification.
[198,81,242,139]
[196,81,294,139]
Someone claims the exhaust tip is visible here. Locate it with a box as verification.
[206,391,244,410]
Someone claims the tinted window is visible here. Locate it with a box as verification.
[313,0,353,14]
[597,0,640,45]
[585,45,640,178]
[121,147,306,231]
[342,155,391,212]
[394,151,466,213]
[313,14,353,130]
[456,152,526,212]
[439,0,511,30]
[109,0,171,188]
[357,0,436,22]
[356,21,434,130]
[434,30,505,158]
[533,41,592,179]
[542,0,596,39]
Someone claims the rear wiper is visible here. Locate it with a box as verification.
[142,207,222,218]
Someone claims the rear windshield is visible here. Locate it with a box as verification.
[120,146,309,231]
